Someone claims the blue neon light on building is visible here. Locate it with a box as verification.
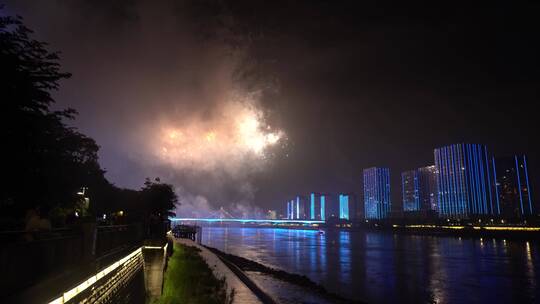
[310,193,315,219]
[320,195,325,221]
[402,170,420,211]
[492,155,534,219]
[308,192,325,220]
[434,144,497,219]
[339,194,350,220]
[296,196,300,219]
[364,167,391,219]
[287,201,291,219]
[492,157,501,215]
[402,166,438,213]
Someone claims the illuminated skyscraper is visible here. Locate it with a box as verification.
[434,144,497,219]
[293,195,308,220]
[310,193,317,220]
[287,201,291,219]
[339,194,350,220]
[364,167,391,219]
[418,165,439,212]
[287,198,300,219]
[402,170,419,211]
[336,193,357,220]
[321,194,327,220]
[309,193,327,220]
[493,155,533,219]
[325,194,340,220]
[287,200,296,219]
[402,165,439,213]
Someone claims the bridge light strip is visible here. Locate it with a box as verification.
[170,218,325,224]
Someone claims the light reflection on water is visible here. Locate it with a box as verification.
[202,227,540,304]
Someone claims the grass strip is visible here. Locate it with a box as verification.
[157,243,231,304]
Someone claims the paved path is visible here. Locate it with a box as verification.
[173,238,263,304]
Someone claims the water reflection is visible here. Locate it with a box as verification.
[202,227,540,304]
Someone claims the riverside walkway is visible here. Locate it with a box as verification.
[173,237,265,304]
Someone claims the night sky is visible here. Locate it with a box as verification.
[4,1,539,216]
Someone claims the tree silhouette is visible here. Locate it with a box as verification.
[140,178,178,219]
[0,9,178,228]
[0,11,106,220]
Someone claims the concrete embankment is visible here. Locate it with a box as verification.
[205,246,362,304]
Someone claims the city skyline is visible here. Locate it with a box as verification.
[282,142,535,222]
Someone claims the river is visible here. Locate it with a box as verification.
[201,226,539,304]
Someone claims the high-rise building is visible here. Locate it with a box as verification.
[320,194,326,221]
[493,155,533,219]
[287,198,301,219]
[402,170,419,212]
[286,201,291,219]
[418,165,439,212]
[310,193,317,219]
[339,194,349,220]
[364,167,391,219]
[293,195,308,220]
[309,193,327,220]
[325,194,340,220]
[401,165,439,224]
[287,199,299,220]
[337,193,357,220]
[434,144,497,219]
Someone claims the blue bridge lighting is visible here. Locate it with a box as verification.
[170,218,325,224]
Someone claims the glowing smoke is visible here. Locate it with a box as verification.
[134,90,286,218]
[151,91,285,176]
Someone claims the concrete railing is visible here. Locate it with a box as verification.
[45,244,169,304]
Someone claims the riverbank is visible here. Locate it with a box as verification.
[171,237,264,303]
[205,246,363,304]
[156,243,232,304]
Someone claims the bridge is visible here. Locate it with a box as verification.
[173,206,325,225]
[170,218,325,225]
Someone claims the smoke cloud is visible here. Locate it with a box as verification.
[146,91,284,176]
[3,0,286,217]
